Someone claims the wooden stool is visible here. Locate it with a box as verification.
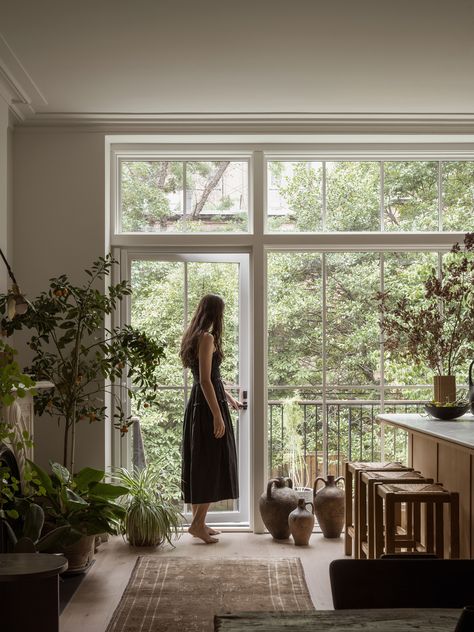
[374,482,460,559]
[359,470,434,559]
[344,461,410,558]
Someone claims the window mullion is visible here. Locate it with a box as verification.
[322,161,327,232]
[380,161,384,231]
[438,161,443,231]
[322,252,328,476]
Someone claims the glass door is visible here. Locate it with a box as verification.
[125,252,250,525]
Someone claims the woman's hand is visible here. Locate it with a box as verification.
[213,413,226,439]
[226,393,244,411]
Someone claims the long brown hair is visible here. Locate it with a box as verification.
[180,294,225,368]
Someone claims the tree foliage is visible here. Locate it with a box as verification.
[126,160,474,488]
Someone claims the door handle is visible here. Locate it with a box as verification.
[241,389,248,411]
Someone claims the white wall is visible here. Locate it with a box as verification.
[13,130,108,470]
[0,98,13,294]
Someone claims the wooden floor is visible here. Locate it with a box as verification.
[60,532,344,632]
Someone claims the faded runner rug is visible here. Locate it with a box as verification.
[106,557,314,632]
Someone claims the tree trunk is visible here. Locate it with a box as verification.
[157,162,169,189]
[191,161,230,218]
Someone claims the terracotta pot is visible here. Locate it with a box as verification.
[433,375,456,404]
[259,477,298,540]
[313,475,345,539]
[62,534,95,573]
[288,499,314,546]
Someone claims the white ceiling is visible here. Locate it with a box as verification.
[0,0,473,123]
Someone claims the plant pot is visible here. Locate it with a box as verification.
[61,535,95,573]
[313,475,345,539]
[288,499,314,546]
[433,375,456,404]
[259,477,298,540]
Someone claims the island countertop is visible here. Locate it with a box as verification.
[376,413,474,450]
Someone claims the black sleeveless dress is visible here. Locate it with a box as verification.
[181,353,239,504]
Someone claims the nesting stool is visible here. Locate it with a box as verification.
[344,461,410,558]
[358,470,434,559]
[374,482,460,559]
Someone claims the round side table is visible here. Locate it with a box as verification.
[0,553,68,632]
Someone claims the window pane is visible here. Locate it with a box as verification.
[383,251,438,396]
[267,252,323,387]
[384,161,438,231]
[131,259,184,385]
[121,161,184,232]
[266,252,323,488]
[326,252,380,394]
[120,160,248,233]
[267,161,323,232]
[442,161,474,231]
[326,162,380,231]
[186,161,248,233]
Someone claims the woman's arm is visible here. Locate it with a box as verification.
[198,332,225,438]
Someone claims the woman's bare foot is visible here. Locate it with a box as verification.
[191,525,221,537]
[188,524,218,544]
[207,526,221,535]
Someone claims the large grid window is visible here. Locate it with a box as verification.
[111,140,474,527]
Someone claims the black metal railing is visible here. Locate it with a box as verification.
[268,398,425,486]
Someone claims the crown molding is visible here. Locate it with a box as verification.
[12,111,474,134]
[0,34,47,121]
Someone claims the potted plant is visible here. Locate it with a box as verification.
[282,397,312,503]
[1,500,69,553]
[114,465,182,547]
[0,254,165,474]
[377,233,474,404]
[28,460,128,571]
[0,339,36,551]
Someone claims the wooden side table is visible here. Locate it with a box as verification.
[0,553,68,632]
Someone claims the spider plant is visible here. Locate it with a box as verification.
[114,466,182,547]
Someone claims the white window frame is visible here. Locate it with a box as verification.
[106,133,474,532]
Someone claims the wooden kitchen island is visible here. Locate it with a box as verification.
[377,413,474,559]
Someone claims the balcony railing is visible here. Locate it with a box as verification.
[268,398,426,486]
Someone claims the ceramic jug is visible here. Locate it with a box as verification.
[288,499,314,546]
[259,477,298,540]
[313,475,345,538]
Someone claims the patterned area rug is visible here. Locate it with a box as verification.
[106,557,314,632]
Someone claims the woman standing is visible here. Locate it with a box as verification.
[180,294,240,544]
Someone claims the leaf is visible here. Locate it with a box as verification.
[23,503,45,541]
[88,482,129,499]
[37,525,71,552]
[65,488,88,507]
[73,467,104,491]
[26,459,53,494]
[51,462,71,485]
[5,509,19,520]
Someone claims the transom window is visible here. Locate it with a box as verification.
[267,160,474,232]
[119,158,249,233]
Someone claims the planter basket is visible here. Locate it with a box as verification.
[433,375,456,404]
